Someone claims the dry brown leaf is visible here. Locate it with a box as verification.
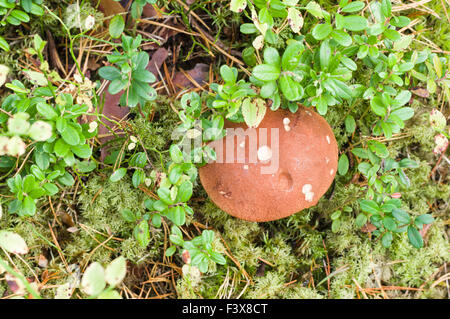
[172,63,209,92]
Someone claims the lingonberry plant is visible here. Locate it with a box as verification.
[98,34,157,108]
[225,0,448,248]
[1,35,97,217]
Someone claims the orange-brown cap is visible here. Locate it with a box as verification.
[199,106,338,222]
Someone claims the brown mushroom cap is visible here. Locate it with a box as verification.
[199,106,338,222]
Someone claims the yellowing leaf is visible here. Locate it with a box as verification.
[23,70,47,86]
[105,256,127,287]
[0,231,29,254]
[230,0,246,13]
[252,34,264,50]
[287,8,303,33]
[0,64,9,87]
[242,98,266,128]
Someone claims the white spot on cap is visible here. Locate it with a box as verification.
[305,192,314,202]
[257,145,272,162]
[306,110,312,116]
[330,169,334,175]
[326,135,331,144]
[302,184,314,202]
[283,118,290,125]
[239,141,245,148]
[243,165,248,170]
[302,184,312,194]
[284,125,291,132]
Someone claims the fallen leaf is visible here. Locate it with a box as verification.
[411,87,430,98]
[58,211,75,227]
[172,63,209,92]
[98,0,125,19]
[361,222,377,233]
[146,47,169,79]
[38,255,48,268]
[6,273,25,295]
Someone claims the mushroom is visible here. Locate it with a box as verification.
[199,106,338,222]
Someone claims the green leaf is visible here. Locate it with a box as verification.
[340,56,357,71]
[407,226,423,248]
[279,75,301,101]
[338,154,349,175]
[345,115,356,133]
[415,214,434,225]
[352,148,369,159]
[105,256,126,286]
[383,29,401,41]
[368,140,389,158]
[167,206,185,226]
[165,246,176,256]
[398,158,418,168]
[121,209,136,222]
[381,232,393,247]
[81,262,106,296]
[342,1,365,12]
[263,47,281,66]
[240,23,258,34]
[169,165,183,184]
[252,64,280,81]
[312,23,332,40]
[370,96,386,116]
[305,1,324,18]
[392,208,411,224]
[320,39,331,70]
[110,168,127,182]
[391,107,413,121]
[10,9,30,23]
[158,187,174,205]
[71,144,92,159]
[381,0,392,17]
[332,219,341,233]
[98,290,121,299]
[170,144,184,163]
[393,35,413,51]
[343,15,368,31]
[98,66,121,81]
[260,81,277,98]
[287,7,304,33]
[176,181,193,203]
[135,220,150,247]
[220,65,236,84]
[24,70,47,86]
[281,41,304,70]
[0,231,29,254]
[394,90,412,107]
[61,125,80,146]
[0,36,10,51]
[331,30,352,46]
[360,199,380,214]
[132,69,156,83]
[357,45,369,59]
[43,183,58,196]
[109,15,125,39]
[37,102,58,120]
[355,214,368,227]
[383,217,397,231]
[210,252,226,265]
[109,79,127,95]
[331,210,342,220]
[54,139,70,157]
